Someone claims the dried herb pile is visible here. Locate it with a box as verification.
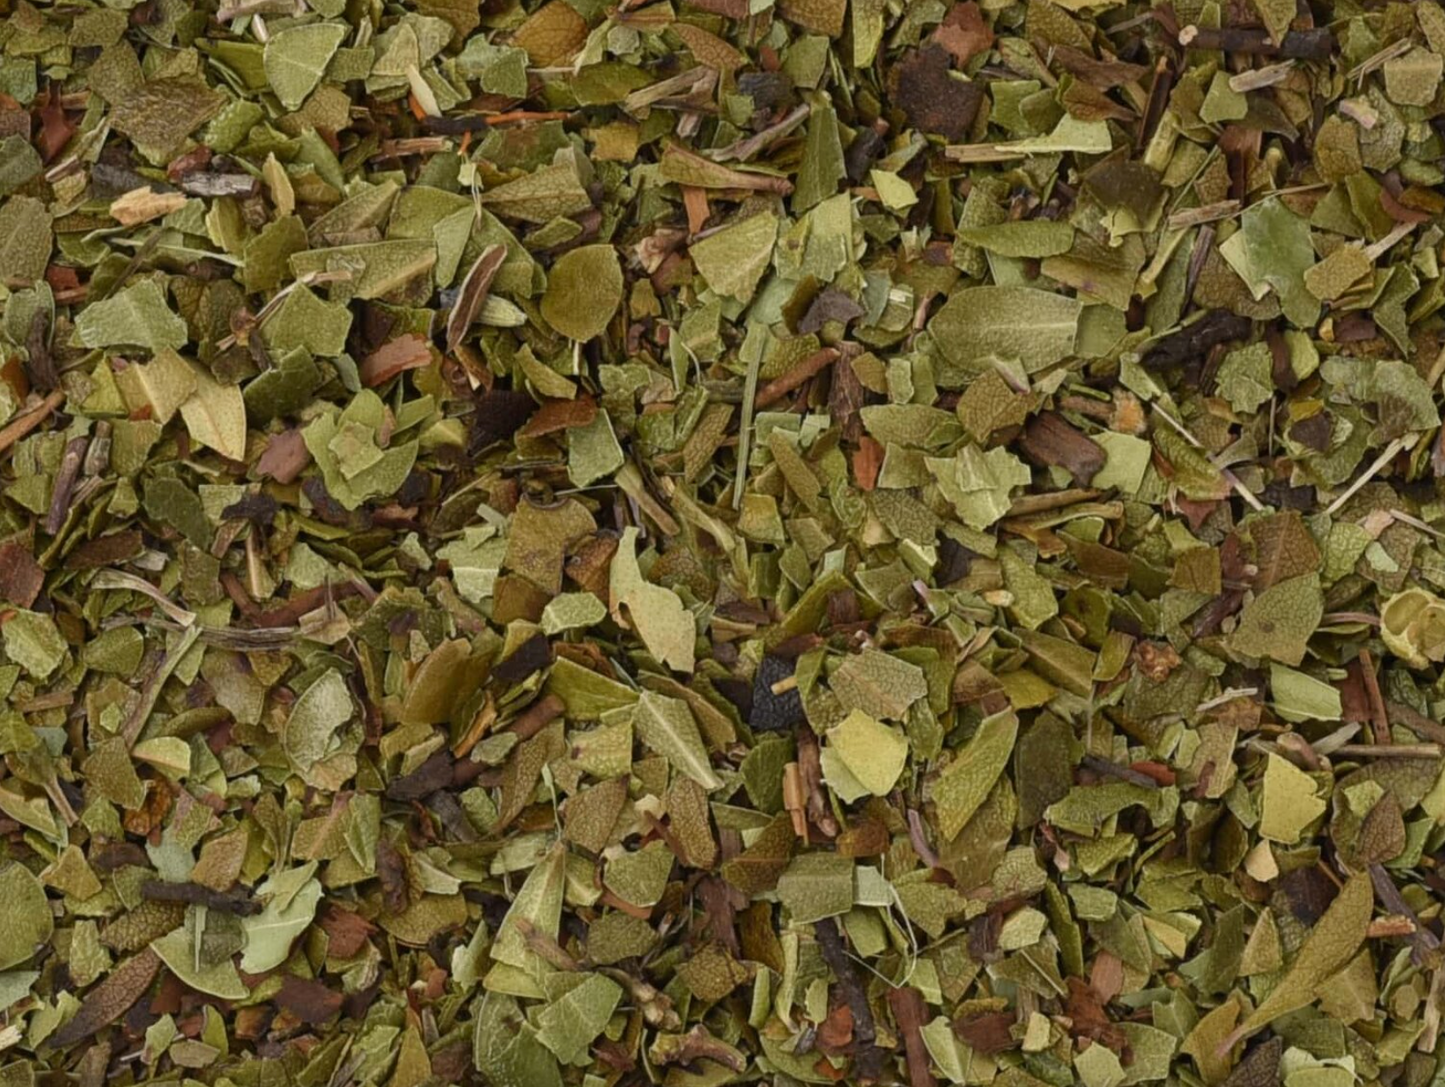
[9,0,1445,1084]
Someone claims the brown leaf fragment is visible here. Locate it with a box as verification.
[446,244,508,354]
[1143,311,1252,370]
[275,975,343,1024]
[254,429,311,483]
[1277,865,1338,925]
[1051,45,1150,89]
[1221,1036,1282,1087]
[25,308,56,393]
[796,289,865,335]
[1017,412,1106,485]
[1355,792,1405,865]
[1178,25,1333,60]
[376,838,410,915]
[887,986,938,1087]
[470,388,537,451]
[37,87,74,163]
[318,905,377,958]
[360,334,432,387]
[1064,977,1128,1052]
[891,46,983,141]
[816,918,886,1081]
[519,395,598,438]
[953,1011,1017,1055]
[493,632,553,684]
[1290,413,1331,452]
[0,541,44,607]
[755,347,839,409]
[932,2,993,66]
[385,750,455,801]
[140,880,260,915]
[50,948,162,1048]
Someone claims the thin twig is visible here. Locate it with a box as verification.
[1324,436,1412,516]
[1357,649,1390,745]
[1334,744,1440,759]
[0,390,66,456]
[1153,406,1266,511]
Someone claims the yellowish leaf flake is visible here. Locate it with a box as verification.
[1259,753,1326,844]
[825,710,908,798]
[609,526,695,673]
[932,710,1018,840]
[179,363,248,461]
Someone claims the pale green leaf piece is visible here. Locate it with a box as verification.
[541,592,608,634]
[920,1016,981,1084]
[491,844,567,969]
[535,973,623,1064]
[824,709,908,798]
[1075,1040,1126,1087]
[999,115,1112,154]
[689,211,778,303]
[475,992,563,1087]
[1119,1023,1178,1085]
[151,928,248,999]
[954,220,1075,258]
[132,736,192,777]
[930,286,1082,373]
[1229,573,1322,666]
[1303,244,1373,302]
[1371,359,1440,440]
[262,284,353,356]
[927,444,1032,530]
[1093,432,1152,494]
[1000,546,1059,630]
[264,23,349,111]
[134,349,198,425]
[1251,0,1295,43]
[302,391,421,510]
[240,863,323,973]
[283,669,353,773]
[1383,47,1444,107]
[0,971,39,1009]
[0,863,53,970]
[603,841,673,908]
[830,648,927,720]
[776,853,854,923]
[1380,587,1445,668]
[1216,343,1273,414]
[609,526,695,673]
[1200,71,1247,123]
[1218,197,1319,328]
[290,240,437,299]
[478,161,593,224]
[869,169,918,210]
[74,279,188,353]
[794,102,846,212]
[178,364,248,461]
[1259,753,1326,844]
[567,410,625,487]
[541,245,622,341]
[451,921,491,993]
[1230,873,1372,1043]
[632,689,721,791]
[1269,663,1342,723]
[2,610,67,679]
[932,710,1018,840]
[0,196,52,281]
[456,38,530,97]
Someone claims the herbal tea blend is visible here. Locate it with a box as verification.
[4,0,1445,1085]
